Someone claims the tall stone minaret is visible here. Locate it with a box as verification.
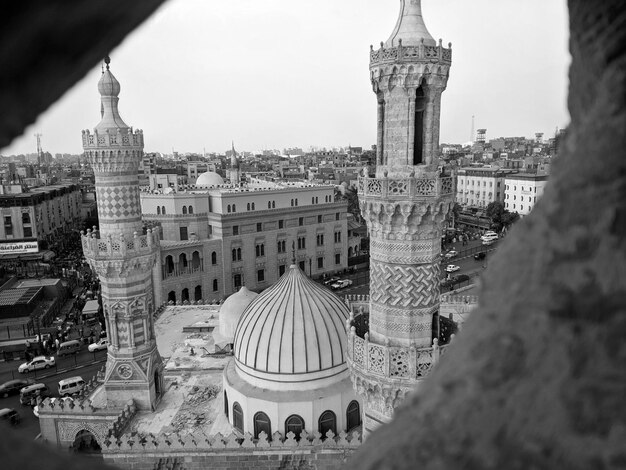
[347,0,454,437]
[230,141,240,185]
[81,57,164,411]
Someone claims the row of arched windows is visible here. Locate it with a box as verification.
[227,204,237,213]
[229,397,361,440]
[166,279,219,304]
[157,206,166,215]
[290,198,299,207]
[164,251,218,275]
[182,205,194,214]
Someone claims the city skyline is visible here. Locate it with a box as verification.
[2,0,570,157]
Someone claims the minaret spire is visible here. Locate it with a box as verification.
[386,0,436,47]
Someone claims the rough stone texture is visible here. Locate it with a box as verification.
[0,1,625,469]
[0,0,166,150]
[347,0,626,468]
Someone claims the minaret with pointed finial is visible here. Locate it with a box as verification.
[347,0,455,437]
[81,57,164,411]
[230,141,240,185]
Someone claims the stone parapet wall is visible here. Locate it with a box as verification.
[102,430,360,470]
[81,227,160,260]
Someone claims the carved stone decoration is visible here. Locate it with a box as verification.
[116,363,133,380]
[57,419,110,444]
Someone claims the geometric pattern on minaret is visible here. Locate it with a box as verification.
[81,57,164,411]
[347,0,454,437]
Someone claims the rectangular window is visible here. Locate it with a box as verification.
[256,222,262,232]
[278,220,284,229]
[257,269,265,282]
[23,226,32,238]
[233,225,239,236]
[279,265,286,276]
[317,257,324,269]
[317,234,324,246]
[317,215,322,223]
[334,231,341,243]
[335,212,340,221]
[335,253,341,265]
[299,217,304,226]
[208,224,213,235]
[179,226,188,241]
[299,260,305,271]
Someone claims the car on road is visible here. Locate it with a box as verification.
[88,338,109,352]
[444,250,458,259]
[0,408,20,425]
[323,277,340,287]
[482,239,496,246]
[445,264,460,273]
[474,252,486,260]
[33,397,73,418]
[330,279,353,290]
[481,232,498,242]
[0,379,35,398]
[18,355,56,374]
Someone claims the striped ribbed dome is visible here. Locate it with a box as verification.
[233,265,350,390]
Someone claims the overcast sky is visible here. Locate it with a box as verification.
[2,0,570,156]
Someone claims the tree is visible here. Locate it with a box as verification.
[485,201,505,231]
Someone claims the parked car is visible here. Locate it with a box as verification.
[323,277,340,287]
[88,338,109,352]
[18,356,56,374]
[444,250,458,259]
[0,379,35,398]
[445,264,460,273]
[331,279,353,290]
[474,252,486,260]
[0,408,20,425]
[19,383,51,405]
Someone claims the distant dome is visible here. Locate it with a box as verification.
[98,69,121,97]
[219,287,258,341]
[196,171,224,187]
[233,265,350,391]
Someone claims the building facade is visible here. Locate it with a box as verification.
[348,0,455,437]
[455,166,516,208]
[0,183,81,248]
[141,180,349,304]
[504,173,549,216]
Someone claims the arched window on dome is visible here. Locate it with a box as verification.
[227,205,231,213]
[188,205,193,214]
[182,206,187,215]
[285,415,305,441]
[346,400,361,432]
[233,402,244,434]
[318,410,337,438]
[157,206,161,215]
[254,412,272,440]
[211,251,217,265]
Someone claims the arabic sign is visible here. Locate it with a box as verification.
[0,241,39,254]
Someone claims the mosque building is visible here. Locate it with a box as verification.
[35,1,458,468]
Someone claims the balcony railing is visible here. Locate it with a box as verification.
[358,176,454,199]
[81,228,159,259]
[370,40,452,66]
